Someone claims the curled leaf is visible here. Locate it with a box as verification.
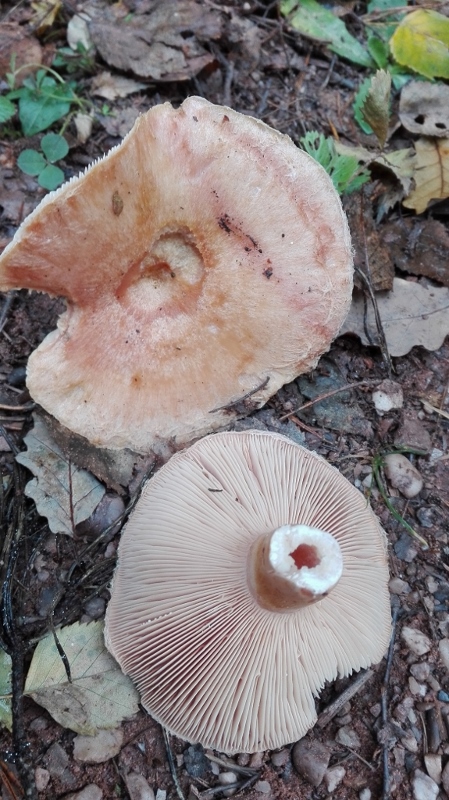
[360,69,392,148]
[403,137,449,213]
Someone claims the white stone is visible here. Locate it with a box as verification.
[124,772,155,800]
[35,768,50,791]
[402,626,432,656]
[408,676,427,696]
[389,577,411,595]
[155,791,166,800]
[372,380,403,414]
[410,662,430,682]
[424,754,442,785]
[384,454,423,498]
[438,638,449,670]
[254,781,271,793]
[65,786,103,800]
[73,728,124,763]
[324,766,345,792]
[335,726,361,749]
[402,733,419,753]
[359,790,371,800]
[412,769,439,800]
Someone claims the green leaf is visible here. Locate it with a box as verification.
[25,621,140,735]
[38,164,65,191]
[360,69,391,148]
[0,648,12,731]
[367,0,403,12]
[41,132,69,162]
[18,92,71,136]
[17,148,46,176]
[353,79,374,135]
[367,36,389,69]
[281,0,373,67]
[0,96,16,124]
[300,132,371,194]
[390,9,449,80]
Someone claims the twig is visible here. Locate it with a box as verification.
[0,291,16,336]
[372,457,429,549]
[317,669,373,728]
[210,377,269,413]
[162,727,185,800]
[205,754,258,777]
[289,415,324,440]
[355,267,394,377]
[201,774,260,799]
[280,379,380,421]
[381,600,400,800]
[0,402,34,412]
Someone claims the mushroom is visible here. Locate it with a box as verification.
[0,97,352,454]
[105,430,391,754]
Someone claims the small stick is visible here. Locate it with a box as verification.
[289,415,324,440]
[205,753,258,777]
[0,402,34,412]
[162,727,186,800]
[317,669,373,728]
[381,601,400,800]
[210,377,269,413]
[280,379,380,421]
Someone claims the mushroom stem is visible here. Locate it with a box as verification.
[247,524,343,611]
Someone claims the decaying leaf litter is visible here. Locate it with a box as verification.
[0,0,449,798]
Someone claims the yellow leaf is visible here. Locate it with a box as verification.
[403,137,449,214]
[390,9,449,79]
[30,0,61,34]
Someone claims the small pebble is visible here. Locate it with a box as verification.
[437,690,449,703]
[336,713,352,726]
[65,787,103,800]
[73,728,123,763]
[218,772,238,798]
[389,577,411,595]
[254,780,271,794]
[184,745,210,778]
[45,742,69,778]
[370,703,381,718]
[270,749,290,768]
[438,638,449,670]
[236,753,250,767]
[335,726,361,749]
[394,414,431,452]
[442,760,449,795]
[401,626,432,656]
[249,752,264,769]
[416,508,434,528]
[359,790,371,800]
[29,716,48,732]
[7,366,26,386]
[124,772,155,800]
[35,767,50,791]
[412,769,439,800]
[424,753,442,785]
[372,380,403,414]
[410,663,430,682]
[83,597,106,619]
[402,733,419,753]
[324,766,345,792]
[394,534,418,563]
[409,676,427,697]
[155,791,166,800]
[292,738,331,786]
[384,453,423,498]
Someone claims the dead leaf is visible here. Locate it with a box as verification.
[31,0,61,34]
[382,218,449,287]
[341,277,449,357]
[400,81,449,138]
[16,414,105,535]
[0,23,42,86]
[86,0,223,80]
[98,107,140,139]
[335,141,415,192]
[403,137,449,213]
[360,69,391,149]
[91,71,147,101]
[25,621,140,735]
[344,190,394,291]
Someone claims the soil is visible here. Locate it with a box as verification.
[0,1,449,799]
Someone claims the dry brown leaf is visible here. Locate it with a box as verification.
[91,72,146,101]
[400,81,449,138]
[340,277,449,357]
[403,137,449,213]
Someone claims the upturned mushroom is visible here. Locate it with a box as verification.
[0,97,352,454]
[105,430,391,754]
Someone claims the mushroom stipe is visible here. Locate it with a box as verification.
[105,430,391,755]
[0,97,352,454]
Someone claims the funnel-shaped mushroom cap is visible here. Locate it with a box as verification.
[0,98,352,453]
[105,431,391,754]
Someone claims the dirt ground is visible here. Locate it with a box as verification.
[0,1,449,799]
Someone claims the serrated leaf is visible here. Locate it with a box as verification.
[390,9,449,80]
[17,149,46,176]
[16,414,105,535]
[341,277,449,356]
[0,649,12,731]
[300,133,370,194]
[41,132,69,162]
[38,164,65,191]
[281,0,373,67]
[360,69,391,148]
[25,621,139,734]
[403,137,449,213]
[353,78,374,135]
[0,97,16,124]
